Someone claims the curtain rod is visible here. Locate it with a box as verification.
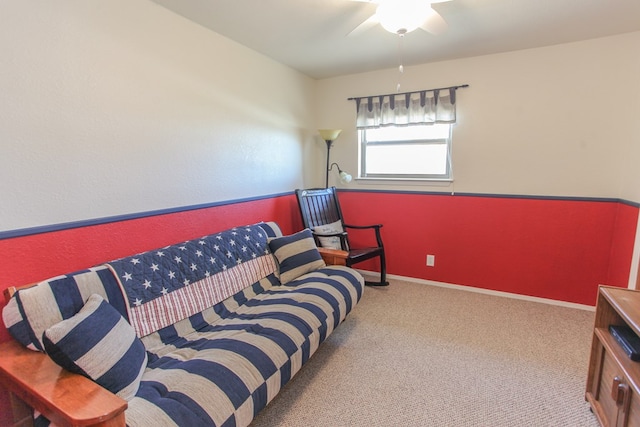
[347,84,469,101]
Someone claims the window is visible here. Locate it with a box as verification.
[352,86,464,180]
[359,123,453,180]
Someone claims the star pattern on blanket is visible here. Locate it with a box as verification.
[108,225,271,306]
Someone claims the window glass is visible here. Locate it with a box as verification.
[359,124,452,180]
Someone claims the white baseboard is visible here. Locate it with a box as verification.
[356,269,596,312]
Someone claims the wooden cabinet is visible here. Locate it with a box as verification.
[586,286,640,426]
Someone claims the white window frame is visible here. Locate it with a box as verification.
[358,123,454,181]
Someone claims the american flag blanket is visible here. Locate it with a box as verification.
[106,224,278,338]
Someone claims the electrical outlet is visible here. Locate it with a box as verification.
[426,254,435,267]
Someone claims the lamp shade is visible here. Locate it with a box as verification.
[318,129,342,142]
[339,171,353,184]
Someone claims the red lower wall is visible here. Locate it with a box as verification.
[1,191,636,328]
[338,191,638,306]
[0,194,302,344]
[0,190,636,340]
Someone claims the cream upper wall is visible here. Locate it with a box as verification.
[316,31,640,202]
[618,34,640,204]
[2,3,638,234]
[0,0,317,232]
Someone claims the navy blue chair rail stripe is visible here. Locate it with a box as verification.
[2,190,636,241]
[0,191,293,241]
[338,188,640,207]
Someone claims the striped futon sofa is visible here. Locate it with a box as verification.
[1,221,364,426]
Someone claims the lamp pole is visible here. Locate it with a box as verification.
[325,139,332,188]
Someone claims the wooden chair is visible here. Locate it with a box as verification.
[295,187,389,286]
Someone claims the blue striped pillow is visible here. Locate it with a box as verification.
[268,229,326,284]
[42,294,147,401]
[1,266,126,352]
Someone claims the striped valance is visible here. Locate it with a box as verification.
[350,84,468,129]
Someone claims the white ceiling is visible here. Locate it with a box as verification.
[151,0,640,79]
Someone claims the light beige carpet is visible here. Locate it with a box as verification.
[251,278,600,427]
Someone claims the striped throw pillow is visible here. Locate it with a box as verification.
[2,266,126,352]
[268,229,326,284]
[42,294,147,401]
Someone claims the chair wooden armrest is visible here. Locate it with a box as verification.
[318,247,348,266]
[343,223,385,248]
[343,223,383,230]
[0,339,127,427]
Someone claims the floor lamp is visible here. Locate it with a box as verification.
[319,129,352,188]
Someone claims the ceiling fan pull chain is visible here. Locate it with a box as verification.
[396,30,406,92]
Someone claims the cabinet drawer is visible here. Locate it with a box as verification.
[597,346,640,427]
[599,350,628,425]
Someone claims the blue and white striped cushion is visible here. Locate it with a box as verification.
[125,266,364,427]
[1,265,126,352]
[42,294,147,401]
[268,229,325,284]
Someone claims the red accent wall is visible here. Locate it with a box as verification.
[338,191,638,306]
[1,191,634,333]
[0,194,302,344]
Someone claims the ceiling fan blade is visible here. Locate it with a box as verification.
[347,14,380,37]
[419,7,448,35]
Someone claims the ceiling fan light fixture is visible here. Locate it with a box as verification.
[376,0,431,35]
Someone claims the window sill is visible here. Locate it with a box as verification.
[355,177,454,187]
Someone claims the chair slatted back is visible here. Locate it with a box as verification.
[296,187,344,229]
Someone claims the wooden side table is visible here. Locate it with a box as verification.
[586,286,640,426]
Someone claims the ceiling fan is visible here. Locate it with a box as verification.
[348,0,452,37]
